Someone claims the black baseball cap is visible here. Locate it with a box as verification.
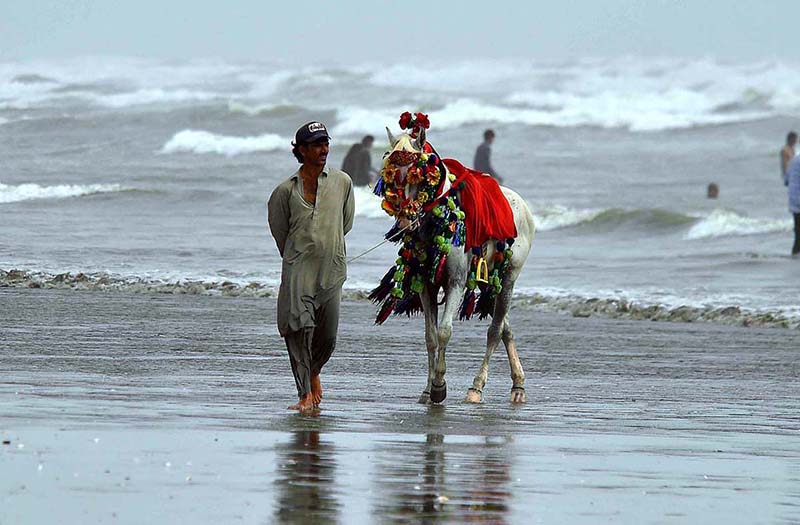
[294,121,330,145]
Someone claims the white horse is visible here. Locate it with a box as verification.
[374,126,535,404]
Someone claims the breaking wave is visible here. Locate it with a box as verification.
[532,205,696,232]
[533,205,606,231]
[95,88,219,108]
[533,205,791,239]
[0,181,125,204]
[160,129,289,156]
[685,209,792,239]
[227,101,302,116]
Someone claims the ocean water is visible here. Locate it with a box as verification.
[1,56,799,324]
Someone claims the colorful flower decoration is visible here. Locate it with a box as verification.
[369,111,514,324]
[377,152,442,220]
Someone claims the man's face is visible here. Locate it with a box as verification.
[300,139,329,167]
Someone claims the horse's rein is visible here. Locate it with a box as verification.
[346,216,421,264]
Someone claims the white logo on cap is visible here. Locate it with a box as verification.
[308,122,326,133]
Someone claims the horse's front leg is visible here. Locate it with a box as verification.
[419,286,438,404]
[430,275,465,404]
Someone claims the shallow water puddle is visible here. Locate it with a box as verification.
[2,428,798,524]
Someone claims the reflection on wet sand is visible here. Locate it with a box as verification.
[782,462,800,524]
[273,430,338,524]
[373,433,513,523]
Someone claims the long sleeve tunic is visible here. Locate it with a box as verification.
[268,166,355,336]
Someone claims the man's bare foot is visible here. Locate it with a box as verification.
[311,374,323,406]
[288,392,315,412]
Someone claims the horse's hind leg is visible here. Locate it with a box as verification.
[503,320,526,404]
[465,310,504,404]
[497,280,526,403]
[467,279,525,404]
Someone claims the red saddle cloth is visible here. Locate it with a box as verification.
[442,158,517,249]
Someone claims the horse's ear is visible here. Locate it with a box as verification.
[386,127,397,147]
[414,127,427,151]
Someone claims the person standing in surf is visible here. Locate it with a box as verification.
[268,122,355,412]
[473,129,503,184]
[785,152,800,257]
[781,131,797,187]
[341,135,376,186]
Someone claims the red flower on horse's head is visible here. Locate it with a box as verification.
[414,112,430,129]
[399,112,413,130]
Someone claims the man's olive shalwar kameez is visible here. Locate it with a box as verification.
[268,166,355,397]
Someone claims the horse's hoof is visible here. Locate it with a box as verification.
[430,381,447,403]
[465,388,482,404]
[510,386,526,404]
[418,391,430,404]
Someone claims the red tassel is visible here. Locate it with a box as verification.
[376,298,396,325]
[434,254,447,284]
[465,292,476,318]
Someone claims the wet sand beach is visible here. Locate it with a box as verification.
[1,287,799,524]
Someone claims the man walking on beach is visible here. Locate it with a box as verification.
[268,121,355,411]
[473,129,503,184]
[341,135,376,186]
[785,154,800,258]
[781,131,797,186]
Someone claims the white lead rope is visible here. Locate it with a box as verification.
[346,217,420,264]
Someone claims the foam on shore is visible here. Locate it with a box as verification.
[2,268,796,330]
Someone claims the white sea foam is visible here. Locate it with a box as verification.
[334,95,766,135]
[3,56,800,130]
[685,209,792,240]
[350,57,798,132]
[353,185,388,219]
[95,89,218,108]
[0,57,265,110]
[228,100,279,116]
[532,204,606,231]
[332,107,403,136]
[160,129,288,156]
[0,182,124,204]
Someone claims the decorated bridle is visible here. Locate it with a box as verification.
[374,112,455,222]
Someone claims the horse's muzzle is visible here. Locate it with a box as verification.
[388,150,418,167]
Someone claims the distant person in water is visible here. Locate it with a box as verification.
[784,153,800,257]
[781,131,797,186]
[268,121,355,412]
[473,129,503,184]
[341,135,376,186]
[707,183,719,199]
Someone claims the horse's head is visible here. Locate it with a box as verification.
[378,115,446,224]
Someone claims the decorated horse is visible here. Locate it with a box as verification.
[369,111,536,404]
